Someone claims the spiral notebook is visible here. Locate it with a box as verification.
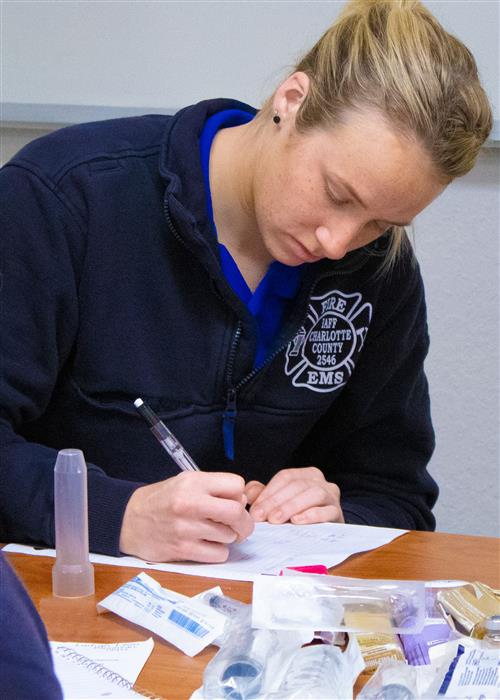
[51,643,161,699]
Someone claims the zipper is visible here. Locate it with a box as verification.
[163,196,221,271]
[163,197,192,249]
[221,268,356,461]
[222,387,237,461]
[163,197,178,240]
[222,323,242,460]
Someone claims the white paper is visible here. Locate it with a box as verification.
[4,522,406,582]
[50,639,154,699]
[97,572,226,657]
[50,638,154,686]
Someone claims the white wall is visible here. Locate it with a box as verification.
[1,1,499,537]
[415,149,499,537]
[2,0,499,125]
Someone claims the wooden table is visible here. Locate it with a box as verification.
[6,530,500,699]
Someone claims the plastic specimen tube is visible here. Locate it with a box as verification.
[52,448,95,597]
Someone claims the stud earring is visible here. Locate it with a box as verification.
[273,111,281,124]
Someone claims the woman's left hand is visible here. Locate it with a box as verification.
[245,467,345,525]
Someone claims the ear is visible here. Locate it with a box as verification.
[273,71,310,120]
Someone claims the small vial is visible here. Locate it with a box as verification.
[52,449,95,597]
[482,615,500,649]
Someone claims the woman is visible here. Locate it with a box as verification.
[0,0,492,563]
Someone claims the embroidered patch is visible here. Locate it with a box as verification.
[285,290,372,393]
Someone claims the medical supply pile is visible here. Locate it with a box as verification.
[98,571,500,699]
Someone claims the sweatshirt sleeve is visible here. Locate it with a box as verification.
[0,552,63,699]
[0,163,142,555]
[293,254,438,531]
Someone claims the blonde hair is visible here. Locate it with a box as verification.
[263,0,493,269]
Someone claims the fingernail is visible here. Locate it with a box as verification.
[252,507,264,521]
[269,510,283,523]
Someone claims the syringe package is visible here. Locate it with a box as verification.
[200,606,310,699]
[252,574,425,635]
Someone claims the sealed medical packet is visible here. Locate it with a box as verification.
[428,644,500,698]
[97,572,226,657]
[351,627,406,671]
[252,574,425,634]
[436,581,500,635]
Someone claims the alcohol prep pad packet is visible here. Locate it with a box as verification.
[252,574,425,634]
[97,572,226,656]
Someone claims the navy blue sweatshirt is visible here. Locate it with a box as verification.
[0,99,438,556]
[0,552,63,699]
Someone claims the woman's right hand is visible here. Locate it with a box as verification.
[119,472,254,563]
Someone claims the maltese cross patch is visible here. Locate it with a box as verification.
[285,290,372,393]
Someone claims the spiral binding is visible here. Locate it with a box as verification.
[54,646,165,700]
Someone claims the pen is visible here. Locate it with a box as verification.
[133,398,201,472]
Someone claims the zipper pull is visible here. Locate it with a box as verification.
[222,388,237,461]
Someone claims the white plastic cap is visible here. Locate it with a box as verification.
[52,449,94,598]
